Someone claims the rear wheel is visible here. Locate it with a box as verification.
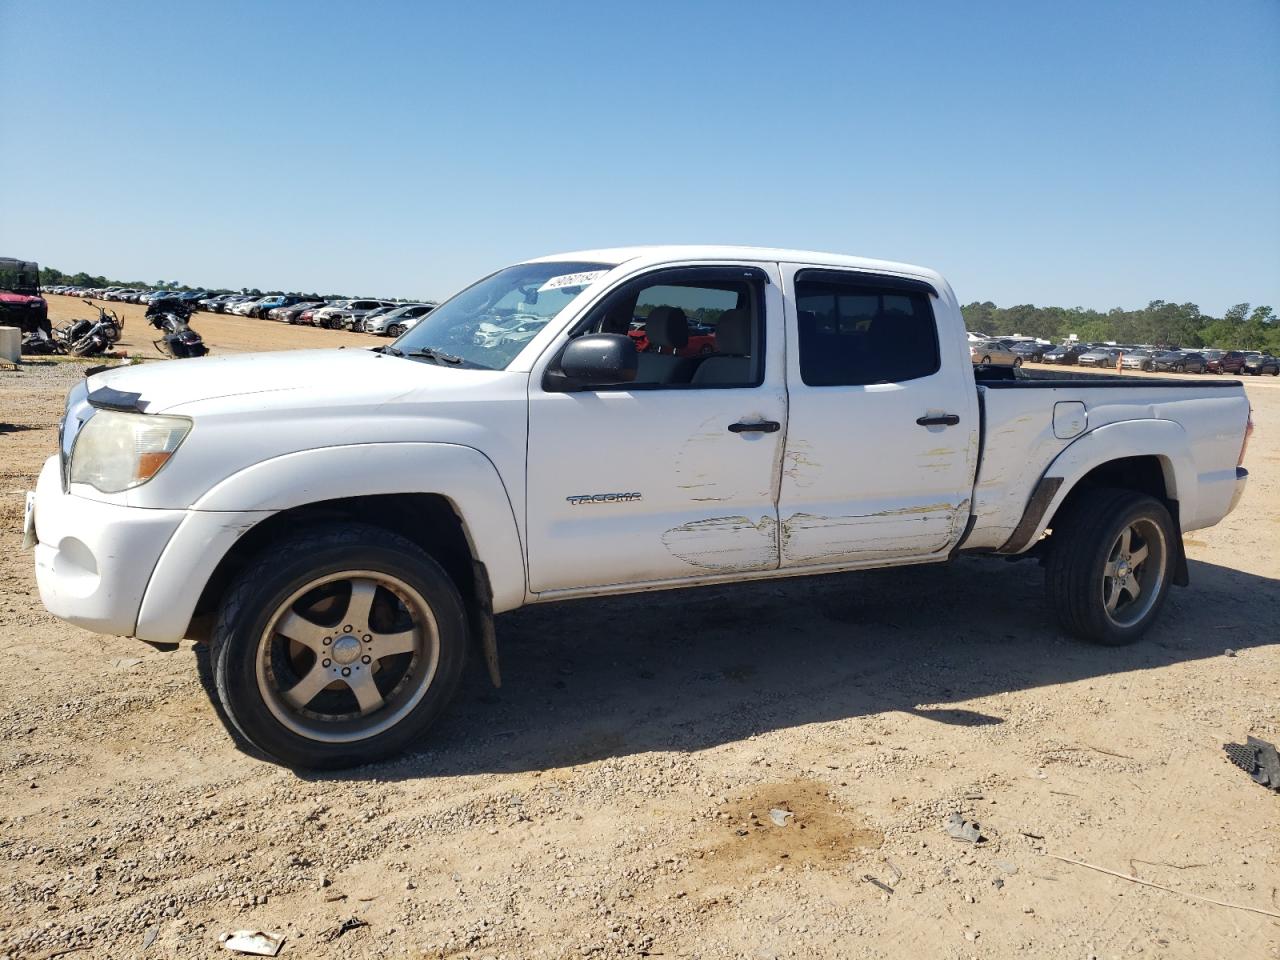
[1045,488,1175,646]
[1013,356,1023,368]
[210,523,468,769]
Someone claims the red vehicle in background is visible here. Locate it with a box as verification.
[628,317,717,356]
[1205,350,1247,374]
[0,257,49,336]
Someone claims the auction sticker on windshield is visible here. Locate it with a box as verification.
[538,270,608,293]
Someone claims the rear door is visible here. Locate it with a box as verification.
[777,265,978,566]
[525,263,787,592]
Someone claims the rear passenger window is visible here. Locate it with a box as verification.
[795,273,940,386]
[576,268,766,389]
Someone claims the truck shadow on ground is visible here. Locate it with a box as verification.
[209,554,1278,779]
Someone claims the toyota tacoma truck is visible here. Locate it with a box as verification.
[27,246,1252,768]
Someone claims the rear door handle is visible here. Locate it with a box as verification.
[916,414,960,427]
[728,420,781,434]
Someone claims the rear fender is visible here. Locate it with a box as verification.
[1002,419,1195,554]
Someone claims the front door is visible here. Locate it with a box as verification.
[526,263,786,593]
[777,264,978,566]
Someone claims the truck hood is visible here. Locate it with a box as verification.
[0,291,44,305]
[87,348,480,413]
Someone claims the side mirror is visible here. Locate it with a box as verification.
[547,334,638,391]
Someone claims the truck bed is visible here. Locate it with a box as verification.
[964,368,1249,552]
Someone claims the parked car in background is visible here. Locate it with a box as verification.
[969,339,1020,366]
[1077,346,1122,367]
[1243,352,1279,376]
[1120,349,1155,371]
[249,294,311,318]
[369,302,435,336]
[337,299,398,331]
[627,318,718,356]
[1206,350,1247,375]
[1009,340,1047,362]
[1149,349,1204,373]
[311,300,352,328]
[231,296,275,316]
[199,294,235,311]
[1042,343,1089,365]
[269,300,325,323]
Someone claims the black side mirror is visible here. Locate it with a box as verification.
[546,334,638,391]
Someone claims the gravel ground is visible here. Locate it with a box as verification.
[1,309,1277,960]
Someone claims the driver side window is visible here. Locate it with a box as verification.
[578,269,765,389]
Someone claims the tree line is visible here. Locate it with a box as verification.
[962,300,1278,353]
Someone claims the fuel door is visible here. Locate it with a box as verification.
[1053,400,1087,439]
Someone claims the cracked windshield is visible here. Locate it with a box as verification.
[392,260,614,369]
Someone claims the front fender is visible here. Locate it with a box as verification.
[1001,419,1195,553]
[135,442,526,643]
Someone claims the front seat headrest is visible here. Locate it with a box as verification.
[644,306,689,349]
[712,309,751,354]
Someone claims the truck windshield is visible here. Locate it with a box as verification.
[0,259,40,295]
[392,260,614,370]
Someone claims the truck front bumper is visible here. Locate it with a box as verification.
[31,456,185,636]
[31,456,268,642]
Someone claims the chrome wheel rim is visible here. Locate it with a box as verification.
[1101,519,1167,628]
[256,571,439,743]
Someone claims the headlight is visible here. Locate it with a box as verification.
[69,410,192,493]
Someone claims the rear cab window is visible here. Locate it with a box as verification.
[794,271,940,386]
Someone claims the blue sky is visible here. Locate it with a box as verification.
[2,0,1276,313]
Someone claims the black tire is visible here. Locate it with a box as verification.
[982,355,991,364]
[389,324,403,338]
[1045,488,1176,646]
[1174,363,1185,372]
[69,336,100,357]
[1013,356,1023,368]
[210,522,468,769]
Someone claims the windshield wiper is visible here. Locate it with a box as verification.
[407,347,465,365]
[376,345,403,356]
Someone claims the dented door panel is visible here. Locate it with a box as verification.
[775,263,980,566]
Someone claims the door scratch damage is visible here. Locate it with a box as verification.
[779,504,960,562]
[662,515,778,571]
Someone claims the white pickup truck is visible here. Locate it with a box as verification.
[28,246,1252,768]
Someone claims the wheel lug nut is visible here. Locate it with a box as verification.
[342,667,351,677]
[362,634,371,642]
[322,659,331,668]
[323,637,331,645]
[361,655,371,664]
[343,625,353,633]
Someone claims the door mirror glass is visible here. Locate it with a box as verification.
[553,334,638,390]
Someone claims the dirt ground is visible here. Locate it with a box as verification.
[1,297,1277,960]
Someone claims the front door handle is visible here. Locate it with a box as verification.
[916,414,961,427]
[728,420,781,434]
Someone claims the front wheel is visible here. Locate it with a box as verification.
[1045,488,1175,646]
[388,324,403,338]
[1013,356,1023,368]
[210,523,468,769]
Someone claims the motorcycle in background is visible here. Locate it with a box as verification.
[146,297,209,358]
[55,300,124,357]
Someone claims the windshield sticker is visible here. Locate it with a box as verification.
[538,270,608,293]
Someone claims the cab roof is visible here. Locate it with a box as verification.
[523,245,946,287]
